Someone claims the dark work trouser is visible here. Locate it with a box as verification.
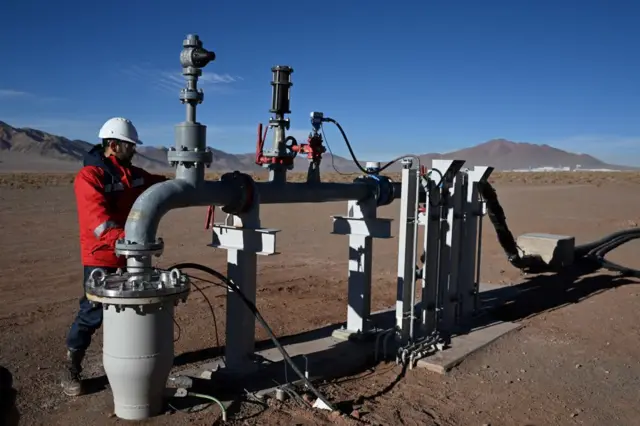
[65,266,117,352]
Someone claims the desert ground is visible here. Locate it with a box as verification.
[1,171,639,426]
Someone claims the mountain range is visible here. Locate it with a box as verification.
[0,120,634,172]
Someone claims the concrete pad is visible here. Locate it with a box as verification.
[170,281,525,411]
[416,320,523,374]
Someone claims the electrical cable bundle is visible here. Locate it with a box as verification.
[573,229,640,278]
[477,181,640,278]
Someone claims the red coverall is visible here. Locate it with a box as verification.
[74,144,167,268]
[66,144,167,353]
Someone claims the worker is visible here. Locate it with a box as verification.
[61,117,168,397]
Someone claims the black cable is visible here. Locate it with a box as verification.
[165,262,339,413]
[580,231,640,278]
[173,316,182,342]
[190,279,221,351]
[320,126,358,176]
[323,117,420,174]
[576,229,640,257]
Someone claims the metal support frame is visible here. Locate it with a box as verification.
[392,158,497,364]
[332,198,393,339]
[394,160,420,343]
[99,32,501,422]
[437,160,466,335]
[418,159,464,335]
[458,166,493,319]
[209,192,280,372]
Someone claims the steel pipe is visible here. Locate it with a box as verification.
[124,179,237,245]
[255,182,374,204]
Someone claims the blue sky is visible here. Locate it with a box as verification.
[1,0,639,165]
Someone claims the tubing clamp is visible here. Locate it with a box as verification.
[220,171,255,215]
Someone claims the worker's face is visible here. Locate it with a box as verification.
[109,140,137,165]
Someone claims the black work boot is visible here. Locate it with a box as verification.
[61,349,85,396]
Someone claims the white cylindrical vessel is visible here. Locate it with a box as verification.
[84,267,190,421]
[103,302,175,420]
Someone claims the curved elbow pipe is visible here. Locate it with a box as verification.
[124,179,237,245]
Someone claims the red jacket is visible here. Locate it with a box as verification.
[74,145,167,268]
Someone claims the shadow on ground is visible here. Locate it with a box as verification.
[0,366,20,426]
[75,263,639,423]
[480,263,638,323]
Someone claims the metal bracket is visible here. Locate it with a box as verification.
[209,225,280,255]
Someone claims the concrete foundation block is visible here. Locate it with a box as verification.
[516,233,575,267]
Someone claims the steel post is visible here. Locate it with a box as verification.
[431,159,465,337]
[345,199,374,334]
[394,160,419,343]
[211,195,276,372]
[420,177,442,336]
[444,171,465,327]
[331,197,393,340]
[459,166,493,319]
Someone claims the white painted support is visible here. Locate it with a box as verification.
[419,176,442,337]
[211,226,279,255]
[431,159,465,336]
[209,194,279,372]
[445,171,465,327]
[395,161,420,343]
[458,166,493,319]
[332,198,391,337]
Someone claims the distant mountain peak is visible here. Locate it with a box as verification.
[0,119,636,172]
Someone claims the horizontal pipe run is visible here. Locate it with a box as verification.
[124,179,395,249]
[255,182,374,204]
[124,179,237,245]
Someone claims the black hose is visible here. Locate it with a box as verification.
[576,229,640,257]
[420,179,640,278]
[323,117,418,174]
[581,231,640,278]
[166,262,338,412]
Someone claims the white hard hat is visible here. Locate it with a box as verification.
[98,117,143,145]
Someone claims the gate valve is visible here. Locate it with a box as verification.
[254,122,296,166]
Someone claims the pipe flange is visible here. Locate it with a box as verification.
[219,171,255,215]
[84,267,190,300]
[115,238,164,257]
[354,175,396,207]
[167,149,213,165]
[179,89,204,103]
